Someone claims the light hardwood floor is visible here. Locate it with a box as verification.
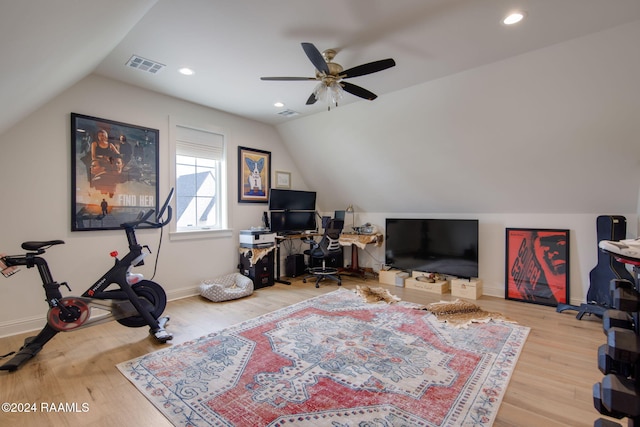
[0,276,618,426]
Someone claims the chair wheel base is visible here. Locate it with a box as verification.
[306,272,341,289]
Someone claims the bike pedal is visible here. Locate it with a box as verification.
[152,330,173,343]
[158,334,173,343]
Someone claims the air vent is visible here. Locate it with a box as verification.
[277,109,299,117]
[126,55,165,74]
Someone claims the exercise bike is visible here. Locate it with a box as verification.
[0,189,175,372]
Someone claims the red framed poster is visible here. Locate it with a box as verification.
[505,228,570,307]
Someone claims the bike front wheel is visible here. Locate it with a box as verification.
[117,280,167,328]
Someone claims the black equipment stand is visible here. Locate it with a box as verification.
[557,215,634,320]
[557,302,608,319]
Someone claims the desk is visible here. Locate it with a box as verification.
[339,232,384,279]
[274,233,320,284]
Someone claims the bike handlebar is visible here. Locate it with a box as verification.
[140,208,156,224]
[121,207,172,230]
[121,189,174,230]
[155,206,173,228]
[142,205,172,229]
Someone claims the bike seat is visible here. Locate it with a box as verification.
[21,240,65,251]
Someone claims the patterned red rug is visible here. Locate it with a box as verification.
[118,289,529,426]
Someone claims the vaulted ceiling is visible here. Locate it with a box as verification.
[2,0,640,214]
[3,0,640,132]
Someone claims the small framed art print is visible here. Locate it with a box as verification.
[275,171,291,189]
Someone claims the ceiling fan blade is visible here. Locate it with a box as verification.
[341,81,377,101]
[305,93,318,105]
[260,77,316,81]
[301,42,330,74]
[341,58,396,79]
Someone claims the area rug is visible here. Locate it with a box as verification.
[117,288,529,427]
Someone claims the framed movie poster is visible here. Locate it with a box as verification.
[71,113,159,231]
[505,228,570,307]
[238,146,270,203]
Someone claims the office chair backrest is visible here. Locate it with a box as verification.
[325,219,343,237]
[320,219,344,256]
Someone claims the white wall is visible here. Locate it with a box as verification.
[0,75,308,337]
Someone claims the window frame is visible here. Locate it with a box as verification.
[168,118,232,240]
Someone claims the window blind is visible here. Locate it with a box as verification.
[175,125,224,160]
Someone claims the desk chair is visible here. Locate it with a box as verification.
[303,218,344,288]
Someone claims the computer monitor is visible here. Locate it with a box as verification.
[270,211,317,235]
[269,189,316,211]
[334,210,346,220]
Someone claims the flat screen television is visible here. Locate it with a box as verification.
[270,211,317,235]
[269,189,316,211]
[385,218,479,279]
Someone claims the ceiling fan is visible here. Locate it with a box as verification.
[260,42,396,110]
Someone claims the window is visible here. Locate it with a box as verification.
[171,122,229,236]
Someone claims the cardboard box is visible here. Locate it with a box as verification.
[451,278,483,300]
[379,270,410,287]
[379,269,399,285]
[405,277,450,294]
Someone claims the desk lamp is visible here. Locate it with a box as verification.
[346,204,355,231]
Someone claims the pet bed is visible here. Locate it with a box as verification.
[199,273,254,302]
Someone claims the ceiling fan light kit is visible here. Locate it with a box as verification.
[261,42,395,111]
[311,81,343,111]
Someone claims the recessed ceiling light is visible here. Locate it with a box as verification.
[274,102,285,108]
[503,12,525,25]
[178,67,194,76]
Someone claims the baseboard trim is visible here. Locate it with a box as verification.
[481,285,503,299]
[167,286,200,301]
[0,286,200,339]
[0,315,46,339]
[483,284,585,307]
